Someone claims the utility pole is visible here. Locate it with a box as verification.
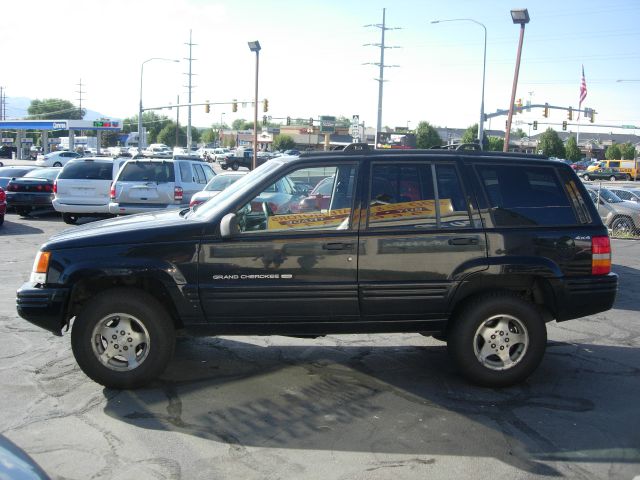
[175,94,180,147]
[184,30,197,150]
[364,8,401,139]
[0,86,4,120]
[75,78,86,118]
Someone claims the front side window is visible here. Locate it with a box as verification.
[476,164,576,226]
[367,162,471,229]
[236,165,356,233]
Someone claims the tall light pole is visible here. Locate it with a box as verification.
[248,40,261,170]
[138,57,179,153]
[432,18,487,148]
[219,112,226,147]
[503,8,530,152]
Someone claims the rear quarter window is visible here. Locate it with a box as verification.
[119,162,175,182]
[59,161,113,180]
[475,164,578,227]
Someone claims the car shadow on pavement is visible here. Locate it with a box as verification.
[103,336,640,476]
[0,218,44,235]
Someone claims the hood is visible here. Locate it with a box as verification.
[44,209,206,250]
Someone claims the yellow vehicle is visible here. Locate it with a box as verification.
[586,159,638,180]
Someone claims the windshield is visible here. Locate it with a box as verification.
[191,160,283,218]
[594,188,624,204]
[205,174,244,192]
[24,168,60,180]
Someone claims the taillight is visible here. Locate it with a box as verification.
[174,186,183,201]
[43,184,52,193]
[592,235,611,275]
[109,184,116,200]
[0,189,5,202]
[53,180,57,194]
[190,198,203,208]
[7,184,16,192]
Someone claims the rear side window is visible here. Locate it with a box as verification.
[476,164,577,226]
[59,161,113,180]
[179,162,192,183]
[119,162,175,182]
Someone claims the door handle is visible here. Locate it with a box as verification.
[323,242,354,251]
[448,237,479,246]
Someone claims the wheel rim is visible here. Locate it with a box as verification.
[610,176,616,182]
[473,314,529,371]
[91,313,151,371]
[613,219,632,234]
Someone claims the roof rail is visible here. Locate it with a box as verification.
[343,143,370,152]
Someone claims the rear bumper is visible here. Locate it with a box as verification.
[6,193,55,207]
[108,202,187,215]
[52,199,110,214]
[16,283,70,336]
[554,273,618,321]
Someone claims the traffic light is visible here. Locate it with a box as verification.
[567,107,572,121]
[232,99,238,112]
[543,103,549,118]
[263,98,269,112]
[516,98,523,113]
[590,110,595,123]
[533,120,538,130]
[562,120,567,131]
[262,115,267,126]
[286,116,291,126]
[205,100,210,114]
[309,117,313,126]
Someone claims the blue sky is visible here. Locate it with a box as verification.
[2,0,639,135]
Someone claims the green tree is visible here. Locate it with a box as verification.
[620,142,636,160]
[201,128,218,145]
[122,111,172,144]
[28,98,84,119]
[538,128,565,158]
[415,121,442,149]
[605,144,622,160]
[156,123,178,147]
[232,119,252,130]
[486,136,504,152]
[272,134,295,151]
[461,124,478,144]
[512,128,527,139]
[565,136,582,161]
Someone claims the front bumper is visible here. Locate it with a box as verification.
[16,283,70,336]
[554,273,618,321]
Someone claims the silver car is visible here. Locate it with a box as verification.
[608,186,640,204]
[586,186,640,235]
[109,159,214,215]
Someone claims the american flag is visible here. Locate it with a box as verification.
[578,65,587,118]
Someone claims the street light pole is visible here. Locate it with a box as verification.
[138,57,179,154]
[431,18,487,148]
[503,8,530,153]
[248,40,261,170]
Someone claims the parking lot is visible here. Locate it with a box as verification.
[1,211,639,480]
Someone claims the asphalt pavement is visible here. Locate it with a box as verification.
[0,214,639,480]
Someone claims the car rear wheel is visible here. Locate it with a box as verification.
[609,176,616,182]
[625,174,632,181]
[62,213,79,224]
[16,206,31,217]
[71,288,175,389]
[231,161,240,171]
[53,162,62,167]
[221,165,228,170]
[447,292,547,387]
[583,174,590,181]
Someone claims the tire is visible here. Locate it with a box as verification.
[625,174,632,181]
[447,292,547,387]
[71,288,175,389]
[0,214,4,226]
[231,161,239,171]
[221,165,228,170]
[62,213,79,224]
[53,162,62,167]
[609,176,616,182]
[583,174,590,181]
[16,206,31,217]
[611,216,634,236]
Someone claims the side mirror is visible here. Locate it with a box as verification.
[220,213,239,239]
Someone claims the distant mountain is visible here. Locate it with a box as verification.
[4,96,115,121]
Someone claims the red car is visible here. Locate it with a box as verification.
[0,187,6,226]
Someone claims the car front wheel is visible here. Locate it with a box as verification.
[583,174,590,181]
[609,176,616,182]
[53,162,62,167]
[611,216,634,236]
[231,161,239,171]
[71,288,175,389]
[62,213,79,224]
[447,292,547,387]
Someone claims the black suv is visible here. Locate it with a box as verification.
[17,147,617,389]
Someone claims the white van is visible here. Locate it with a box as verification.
[53,157,128,224]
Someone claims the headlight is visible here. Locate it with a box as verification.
[30,251,50,284]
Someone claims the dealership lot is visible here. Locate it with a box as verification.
[1,213,639,480]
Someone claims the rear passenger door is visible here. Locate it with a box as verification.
[358,157,487,321]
